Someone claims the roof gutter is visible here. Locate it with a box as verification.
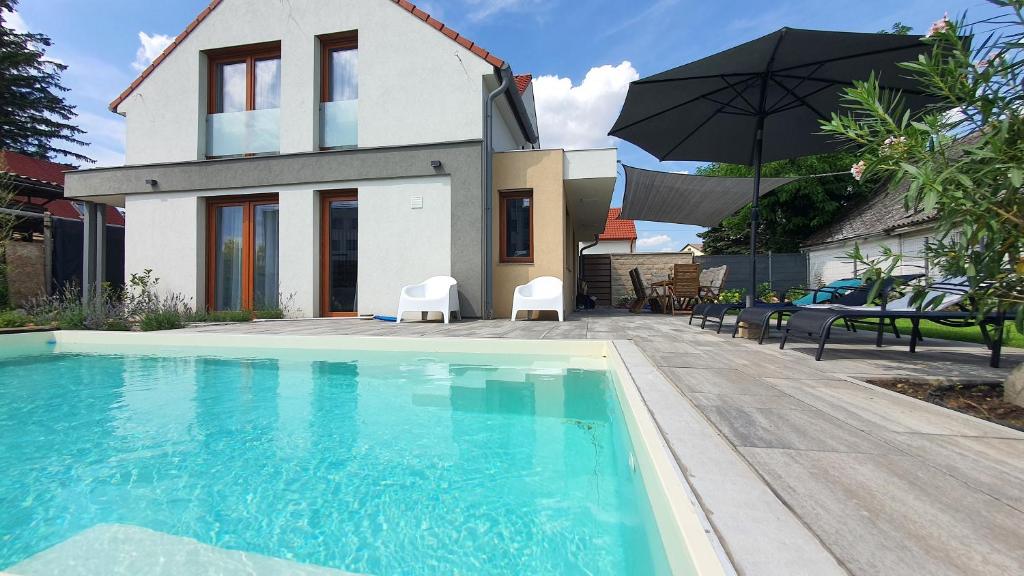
[495,66,539,147]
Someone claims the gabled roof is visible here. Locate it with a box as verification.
[514,74,532,94]
[599,208,637,241]
[802,179,936,246]
[0,151,70,187]
[108,0,509,113]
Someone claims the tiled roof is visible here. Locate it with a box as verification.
[12,195,126,226]
[599,208,637,241]
[514,74,532,94]
[0,151,70,187]
[802,179,935,246]
[108,0,508,113]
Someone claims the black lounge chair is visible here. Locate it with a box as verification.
[731,278,883,343]
[778,278,1013,367]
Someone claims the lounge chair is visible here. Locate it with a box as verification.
[511,276,564,321]
[396,276,460,324]
[778,278,1016,366]
[730,278,870,343]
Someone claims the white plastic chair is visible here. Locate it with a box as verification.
[396,276,460,324]
[511,276,564,321]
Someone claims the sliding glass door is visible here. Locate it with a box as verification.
[320,191,358,316]
[208,196,279,311]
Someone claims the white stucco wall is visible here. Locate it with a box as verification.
[117,0,510,165]
[805,227,936,286]
[584,240,633,254]
[122,175,452,318]
[357,176,452,316]
[124,193,204,302]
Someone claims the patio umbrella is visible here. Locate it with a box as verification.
[609,27,938,304]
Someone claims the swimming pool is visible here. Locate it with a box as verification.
[0,332,722,575]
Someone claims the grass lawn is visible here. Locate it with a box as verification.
[884,319,1024,349]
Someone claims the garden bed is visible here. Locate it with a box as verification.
[866,377,1024,432]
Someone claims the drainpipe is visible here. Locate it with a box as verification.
[578,234,600,286]
[482,68,513,319]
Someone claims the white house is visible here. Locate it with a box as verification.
[802,179,938,285]
[679,243,704,256]
[584,208,636,254]
[64,0,616,319]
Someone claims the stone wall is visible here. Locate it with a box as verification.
[5,240,46,307]
[609,253,694,304]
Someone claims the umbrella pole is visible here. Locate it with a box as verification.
[748,116,764,307]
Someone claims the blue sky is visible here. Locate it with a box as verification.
[7,0,1000,251]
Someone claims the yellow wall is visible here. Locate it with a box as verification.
[492,150,573,319]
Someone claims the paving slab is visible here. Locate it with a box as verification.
[741,447,1024,576]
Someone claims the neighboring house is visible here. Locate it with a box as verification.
[802,179,937,285]
[1,151,125,305]
[63,0,615,319]
[585,208,636,254]
[679,243,704,256]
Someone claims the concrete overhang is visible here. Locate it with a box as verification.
[564,148,617,238]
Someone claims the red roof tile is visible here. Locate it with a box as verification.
[514,74,532,94]
[108,0,508,113]
[599,208,637,241]
[0,151,70,187]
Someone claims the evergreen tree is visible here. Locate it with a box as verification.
[0,0,91,163]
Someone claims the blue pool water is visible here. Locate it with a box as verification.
[0,344,672,575]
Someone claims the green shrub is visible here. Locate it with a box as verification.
[0,309,30,328]
[193,310,252,323]
[254,308,284,320]
[140,310,185,332]
[103,318,133,331]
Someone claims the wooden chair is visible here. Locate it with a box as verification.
[629,268,664,313]
[671,263,701,313]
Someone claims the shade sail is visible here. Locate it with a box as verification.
[619,165,796,227]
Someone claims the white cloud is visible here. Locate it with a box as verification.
[1,8,28,33]
[132,31,174,72]
[636,234,673,250]
[534,61,639,150]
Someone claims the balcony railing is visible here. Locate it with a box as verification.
[320,100,357,149]
[206,109,280,157]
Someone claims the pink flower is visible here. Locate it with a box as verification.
[926,13,950,38]
[850,160,866,181]
[881,135,907,155]
[977,51,999,70]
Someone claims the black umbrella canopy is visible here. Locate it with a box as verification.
[609,28,938,164]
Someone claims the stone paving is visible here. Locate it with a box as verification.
[175,310,1024,576]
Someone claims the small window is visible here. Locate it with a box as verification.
[320,32,358,149]
[500,190,533,263]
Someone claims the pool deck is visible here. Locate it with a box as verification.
[174,310,1024,576]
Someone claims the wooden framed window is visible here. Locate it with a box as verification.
[206,194,280,311]
[320,32,358,103]
[319,32,358,150]
[320,190,359,316]
[499,189,533,263]
[207,42,282,114]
